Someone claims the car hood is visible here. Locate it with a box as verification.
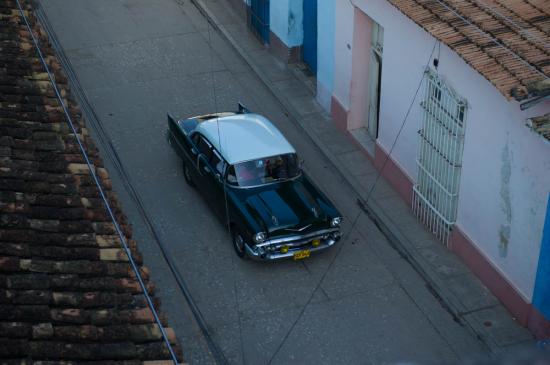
[243,177,330,233]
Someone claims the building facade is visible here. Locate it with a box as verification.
[235,0,320,70]
[234,0,550,338]
[322,0,550,337]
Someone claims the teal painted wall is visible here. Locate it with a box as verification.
[316,0,335,110]
[270,0,303,47]
[533,194,550,320]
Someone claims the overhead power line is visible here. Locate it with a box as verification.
[34,2,229,364]
[15,1,179,363]
[268,38,440,364]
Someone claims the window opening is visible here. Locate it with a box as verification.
[191,133,200,145]
[231,154,300,187]
[412,68,468,246]
[210,150,225,175]
[196,135,213,160]
[227,165,238,185]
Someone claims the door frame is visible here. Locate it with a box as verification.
[248,0,270,44]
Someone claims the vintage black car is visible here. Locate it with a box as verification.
[167,104,342,260]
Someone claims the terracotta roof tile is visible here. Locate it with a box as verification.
[527,112,550,141]
[387,0,550,99]
[0,0,184,362]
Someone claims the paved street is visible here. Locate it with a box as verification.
[39,0,491,363]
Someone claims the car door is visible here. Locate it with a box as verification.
[193,134,226,217]
[202,149,227,219]
[192,133,213,188]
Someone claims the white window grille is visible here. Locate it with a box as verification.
[412,69,467,246]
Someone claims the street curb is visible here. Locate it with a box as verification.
[189,0,505,353]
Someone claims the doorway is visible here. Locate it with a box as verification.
[348,11,383,156]
[248,0,270,44]
[302,0,318,74]
[366,22,383,140]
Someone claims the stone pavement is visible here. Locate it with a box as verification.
[191,0,535,355]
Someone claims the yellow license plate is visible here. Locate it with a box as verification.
[293,249,311,260]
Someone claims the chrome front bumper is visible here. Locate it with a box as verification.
[244,229,341,260]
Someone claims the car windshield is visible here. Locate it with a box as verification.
[228,153,300,187]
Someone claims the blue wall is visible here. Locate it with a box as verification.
[533,194,550,320]
[316,0,335,111]
[268,0,334,111]
[270,0,303,47]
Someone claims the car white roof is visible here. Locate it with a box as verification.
[195,113,296,164]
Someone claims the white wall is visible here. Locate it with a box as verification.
[457,85,550,301]
[333,0,355,110]
[334,0,550,300]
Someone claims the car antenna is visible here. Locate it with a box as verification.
[205,0,233,256]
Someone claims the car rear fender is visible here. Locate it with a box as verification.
[167,113,197,160]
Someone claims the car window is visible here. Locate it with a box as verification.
[210,151,225,175]
[191,133,200,145]
[195,135,212,160]
[226,165,238,185]
[232,153,300,187]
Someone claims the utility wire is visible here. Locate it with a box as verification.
[15,1,179,363]
[364,40,437,203]
[34,4,228,364]
[204,0,233,240]
[204,1,247,362]
[266,208,362,364]
[268,38,439,364]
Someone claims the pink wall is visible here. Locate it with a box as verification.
[333,0,550,302]
[375,140,550,338]
[330,0,550,338]
[348,8,372,131]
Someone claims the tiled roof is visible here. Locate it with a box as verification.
[527,112,550,141]
[0,1,183,362]
[387,0,550,100]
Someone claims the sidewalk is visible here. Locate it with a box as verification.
[189,0,534,354]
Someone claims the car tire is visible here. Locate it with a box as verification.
[232,229,247,259]
[183,161,195,187]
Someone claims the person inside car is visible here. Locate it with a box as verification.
[268,156,288,180]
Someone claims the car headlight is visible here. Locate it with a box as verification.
[253,232,267,243]
[330,217,342,227]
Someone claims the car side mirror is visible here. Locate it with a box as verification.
[191,147,198,155]
[238,102,250,114]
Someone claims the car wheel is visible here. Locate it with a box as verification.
[183,161,195,187]
[232,229,247,259]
